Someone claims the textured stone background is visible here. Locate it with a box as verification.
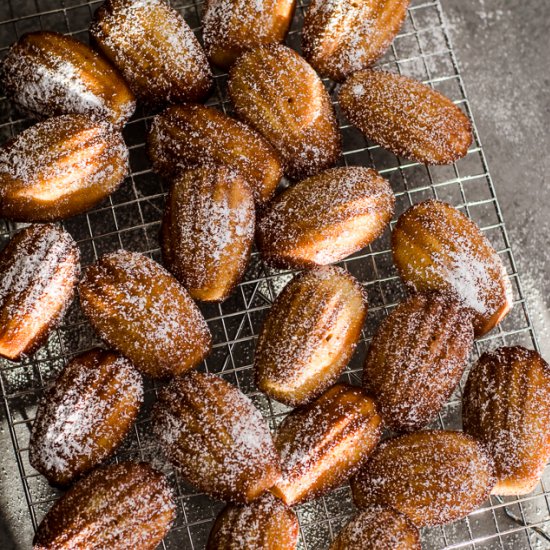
[0,0,548,548]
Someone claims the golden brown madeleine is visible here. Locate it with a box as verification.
[272,384,381,506]
[351,430,496,527]
[33,462,176,550]
[391,199,513,337]
[228,44,341,180]
[90,0,212,105]
[257,166,395,268]
[1,31,135,126]
[330,505,420,550]
[152,372,281,503]
[0,224,79,362]
[364,292,474,432]
[463,346,550,495]
[79,250,211,379]
[255,266,367,406]
[147,104,282,204]
[0,114,128,222]
[339,69,473,164]
[206,493,299,550]
[203,0,296,69]
[161,166,255,302]
[29,348,143,487]
[302,0,409,82]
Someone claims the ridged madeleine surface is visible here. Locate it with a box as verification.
[0,224,79,361]
[351,430,496,527]
[302,0,409,82]
[79,250,211,379]
[33,462,176,550]
[364,292,474,432]
[90,0,212,105]
[2,31,135,126]
[257,166,394,268]
[0,114,129,222]
[339,69,472,164]
[161,166,255,302]
[330,505,420,550]
[29,348,143,486]
[272,384,381,506]
[228,44,341,180]
[206,493,299,550]
[203,0,295,69]
[392,199,513,337]
[148,104,282,204]
[463,346,550,495]
[152,372,281,503]
[255,267,367,406]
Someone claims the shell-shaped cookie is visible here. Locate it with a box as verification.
[152,371,281,503]
[330,505,421,550]
[463,346,550,495]
[391,199,513,337]
[0,224,79,362]
[257,166,395,268]
[33,462,176,550]
[228,44,341,180]
[206,493,299,550]
[1,31,135,126]
[79,250,211,379]
[0,114,129,222]
[161,166,255,302]
[272,384,381,506]
[351,430,496,527]
[255,266,367,406]
[90,0,212,105]
[339,70,473,164]
[29,348,143,486]
[203,0,296,69]
[302,0,409,82]
[147,104,282,204]
[364,292,474,432]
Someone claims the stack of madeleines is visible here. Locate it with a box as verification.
[0,0,547,548]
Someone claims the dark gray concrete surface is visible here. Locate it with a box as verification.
[0,1,548,548]
[442,0,550,357]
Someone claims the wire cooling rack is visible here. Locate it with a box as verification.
[0,0,549,548]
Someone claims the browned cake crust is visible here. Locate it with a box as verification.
[161,166,255,302]
[228,44,341,180]
[302,0,409,82]
[351,430,496,527]
[329,505,421,550]
[255,266,368,406]
[339,69,473,164]
[2,31,135,126]
[33,462,176,550]
[152,371,281,503]
[0,114,128,222]
[256,166,395,268]
[364,292,474,432]
[147,104,282,204]
[206,493,299,550]
[463,346,550,495]
[90,0,212,105]
[79,250,211,379]
[29,348,143,487]
[391,199,513,337]
[272,384,382,506]
[0,224,79,361]
[203,0,296,69]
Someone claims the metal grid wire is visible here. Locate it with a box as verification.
[0,0,549,548]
